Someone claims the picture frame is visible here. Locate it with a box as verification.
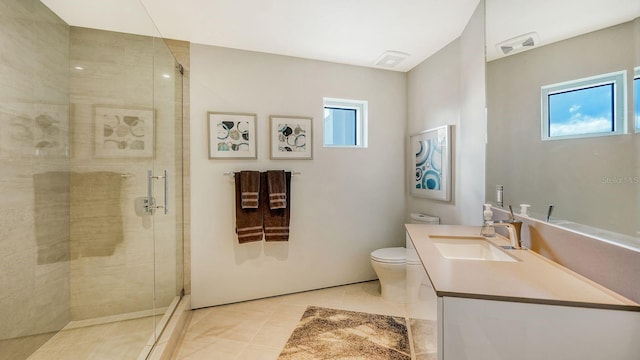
[410,125,451,201]
[269,115,313,160]
[94,106,154,158]
[2,104,69,158]
[208,112,257,159]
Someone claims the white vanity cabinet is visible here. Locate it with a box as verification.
[406,233,440,359]
[440,296,640,359]
[405,226,640,360]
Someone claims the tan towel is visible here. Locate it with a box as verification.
[235,173,263,243]
[69,171,124,259]
[240,170,260,209]
[267,170,286,209]
[263,171,291,241]
[33,171,70,264]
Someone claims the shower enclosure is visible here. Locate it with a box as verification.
[0,0,184,359]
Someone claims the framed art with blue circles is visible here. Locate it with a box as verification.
[269,115,313,160]
[208,112,257,159]
[410,125,451,201]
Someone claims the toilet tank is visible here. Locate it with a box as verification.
[406,213,439,250]
[409,212,439,224]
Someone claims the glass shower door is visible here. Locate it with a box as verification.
[66,23,183,359]
[66,26,160,359]
[149,37,184,346]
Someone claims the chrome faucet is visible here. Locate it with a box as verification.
[493,220,523,249]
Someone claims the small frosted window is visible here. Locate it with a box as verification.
[541,71,626,140]
[323,98,368,148]
[324,107,357,146]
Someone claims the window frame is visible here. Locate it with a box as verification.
[323,97,368,148]
[540,70,627,141]
[634,67,639,133]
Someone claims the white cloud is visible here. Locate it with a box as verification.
[569,104,581,113]
[550,113,611,137]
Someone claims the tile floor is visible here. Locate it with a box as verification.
[170,281,407,360]
[26,316,157,360]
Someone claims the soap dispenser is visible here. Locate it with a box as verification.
[481,204,496,237]
[519,204,530,217]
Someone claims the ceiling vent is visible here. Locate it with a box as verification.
[496,32,539,56]
[374,51,410,68]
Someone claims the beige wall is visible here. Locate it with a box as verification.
[457,0,486,225]
[0,0,70,358]
[189,44,407,308]
[406,1,486,226]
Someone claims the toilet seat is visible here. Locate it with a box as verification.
[370,213,439,303]
[370,247,406,264]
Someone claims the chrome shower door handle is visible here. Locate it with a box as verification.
[146,170,156,215]
[162,169,168,215]
[146,169,169,215]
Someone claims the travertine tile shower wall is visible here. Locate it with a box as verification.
[0,0,71,358]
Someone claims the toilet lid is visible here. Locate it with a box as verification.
[410,213,440,224]
[371,247,406,263]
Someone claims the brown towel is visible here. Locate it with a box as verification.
[240,170,260,209]
[263,171,291,241]
[235,173,263,243]
[267,170,287,209]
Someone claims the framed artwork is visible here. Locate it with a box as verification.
[1,104,69,158]
[208,112,257,159]
[410,125,451,201]
[94,106,154,158]
[269,115,312,159]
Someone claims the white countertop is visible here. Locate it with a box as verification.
[406,224,640,311]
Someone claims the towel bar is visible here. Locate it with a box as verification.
[223,171,301,177]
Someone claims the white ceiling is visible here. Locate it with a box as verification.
[41,0,639,72]
[486,0,640,61]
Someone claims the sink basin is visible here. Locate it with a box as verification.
[430,236,517,262]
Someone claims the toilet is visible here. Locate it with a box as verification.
[370,213,439,302]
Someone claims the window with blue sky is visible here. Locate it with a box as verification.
[541,71,626,140]
[548,84,613,137]
[635,68,639,131]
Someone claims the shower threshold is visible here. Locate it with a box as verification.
[26,297,180,360]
